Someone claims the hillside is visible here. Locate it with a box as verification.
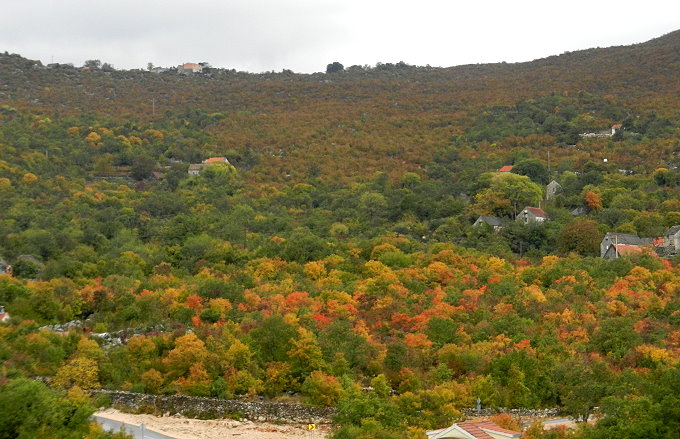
[1,29,679,183]
[0,30,679,439]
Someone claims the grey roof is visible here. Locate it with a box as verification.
[603,232,643,245]
[475,216,504,227]
[664,225,680,237]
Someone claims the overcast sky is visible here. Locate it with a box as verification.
[2,0,679,73]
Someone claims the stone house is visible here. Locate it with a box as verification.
[663,225,680,252]
[603,243,644,260]
[188,164,204,176]
[473,215,505,232]
[516,207,548,224]
[546,180,562,200]
[600,232,644,258]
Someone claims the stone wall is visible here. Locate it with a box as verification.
[90,390,562,425]
[460,407,562,418]
[90,390,336,423]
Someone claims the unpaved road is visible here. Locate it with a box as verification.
[94,408,330,439]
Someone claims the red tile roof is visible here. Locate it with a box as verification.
[427,420,522,439]
[204,157,227,163]
[498,165,514,172]
[180,63,202,70]
[612,124,622,129]
[525,207,548,218]
[612,244,643,256]
[460,421,522,437]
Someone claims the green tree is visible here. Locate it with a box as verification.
[359,191,388,224]
[557,219,602,256]
[249,315,298,363]
[556,358,612,422]
[326,62,344,73]
[512,159,550,185]
[0,378,112,439]
[590,317,642,360]
[130,154,156,180]
[473,173,543,217]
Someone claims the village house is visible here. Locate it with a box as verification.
[473,215,505,231]
[187,157,231,175]
[0,306,9,323]
[662,225,680,252]
[603,243,645,260]
[178,63,203,74]
[498,165,513,173]
[654,225,680,257]
[545,180,562,200]
[426,420,522,439]
[611,123,623,136]
[187,164,204,176]
[516,207,548,224]
[600,232,645,258]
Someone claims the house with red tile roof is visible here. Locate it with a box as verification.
[516,206,548,224]
[600,232,643,257]
[178,63,203,74]
[203,157,230,164]
[498,165,514,173]
[603,243,645,260]
[426,420,522,439]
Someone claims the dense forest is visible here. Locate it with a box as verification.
[0,29,679,438]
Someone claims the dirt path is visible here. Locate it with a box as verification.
[95,408,330,439]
